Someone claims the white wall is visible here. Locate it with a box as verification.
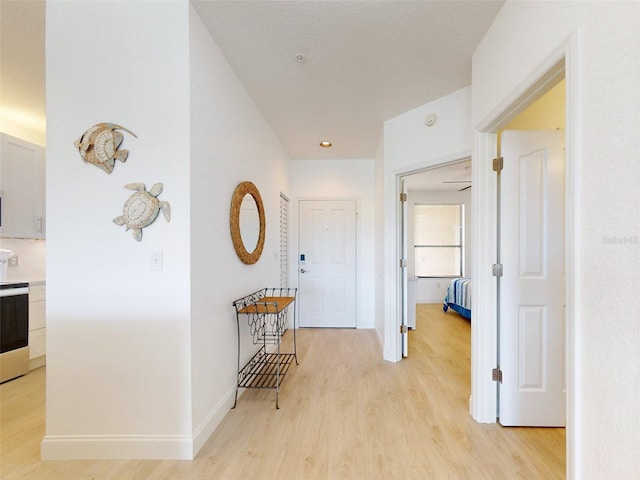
[189,5,290,453]
[472,2,640,478]
[42,0,292,461]
[406,188,472,303]
[43,0,193,459]
[290,159,375,328]
[382,87,472,361]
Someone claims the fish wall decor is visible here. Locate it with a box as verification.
[74,123,137,174]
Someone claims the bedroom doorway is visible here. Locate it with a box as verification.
[498,129,566,426]
[399,158,472,357]
[493,77,567,427]
[472,45,575,472]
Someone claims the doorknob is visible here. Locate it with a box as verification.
[300,268,307,273]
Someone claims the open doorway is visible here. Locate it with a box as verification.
[471,43,576,474]
[497,79,566,427]
[398,67,567,434]
[400,159,472,358]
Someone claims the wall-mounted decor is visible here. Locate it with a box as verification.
[230,181,265,265]
[74,123,137,174]
[113,183,171,242]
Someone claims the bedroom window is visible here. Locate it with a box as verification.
[414,204,464,277]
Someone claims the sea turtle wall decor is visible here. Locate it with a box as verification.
[113,183,171,242]
[74,123,137,174]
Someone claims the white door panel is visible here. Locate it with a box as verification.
[299,200,356,328]
[500,130,565,427]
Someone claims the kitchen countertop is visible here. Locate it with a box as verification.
[0,279,45,287]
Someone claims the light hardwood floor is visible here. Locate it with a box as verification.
[1,304,565,479]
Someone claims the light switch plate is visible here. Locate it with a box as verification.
[150,251,163,271]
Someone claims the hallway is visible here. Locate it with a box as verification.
[1,304,564,479]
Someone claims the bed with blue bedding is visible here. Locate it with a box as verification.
[442,277,472,320]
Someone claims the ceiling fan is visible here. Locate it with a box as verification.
[442,180,472,191]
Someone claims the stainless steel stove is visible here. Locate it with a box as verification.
[0,282,29,383]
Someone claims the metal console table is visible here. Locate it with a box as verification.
[232,287,298,409]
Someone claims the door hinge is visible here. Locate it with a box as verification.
[492,368,503,383]
[400,324,408,334]
[400,258,407,268]
[492,157,504,172]
[492,263,503,277]
[400,192,407,202]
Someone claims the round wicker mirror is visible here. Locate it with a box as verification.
[230,181,266,264]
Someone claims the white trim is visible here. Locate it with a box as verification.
[563,29,581,480]
[471,31,580,479]
[41,386,238,460]
[475,43,568,133]
[41,434,194,460]
[191,384,238,457]
[470,130,498,423]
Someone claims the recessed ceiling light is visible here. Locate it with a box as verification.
[319,141,332,148]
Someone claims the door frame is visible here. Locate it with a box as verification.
[471,36,578,477]
[400,178,408,357]
[397,158,473,358]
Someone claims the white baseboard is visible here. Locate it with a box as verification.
[41,385,239,460]
[41,434,194,460]
[374,327,384,351]
[192,384,238,456]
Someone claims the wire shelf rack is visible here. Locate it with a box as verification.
[232,288,298,408]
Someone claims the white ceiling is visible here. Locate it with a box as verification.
[1,1,504,166]
[192,0,504,160]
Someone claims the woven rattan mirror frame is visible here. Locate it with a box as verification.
[230,181,266,265]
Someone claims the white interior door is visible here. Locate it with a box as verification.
[298,200,356,328]
[499,130,566,426]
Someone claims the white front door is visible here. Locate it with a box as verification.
[298,200,357,328]
[499,130,566,426]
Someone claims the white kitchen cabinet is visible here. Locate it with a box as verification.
[0,133,46,239]
[29,283,46,369]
